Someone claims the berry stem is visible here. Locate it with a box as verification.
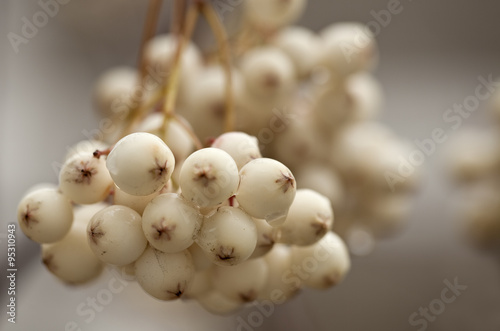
[200,2,235,133]
[121,0,163,138]
[171,0,186,35]
[161,2,200,121]
[173,113,203,150]
[93,147,112,159]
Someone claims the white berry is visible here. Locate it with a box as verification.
[59,152,113,204]
[195,206,257,266]
[278,189,333,246]
[107,132,175,196]
[87,205,147,266]
[237,158,296,226]
[211,131,262,170]
[17,188,73,243]
[135,246,195,301]
[179,148,239,208]
[41,221,103,285]
[142,193,202,253]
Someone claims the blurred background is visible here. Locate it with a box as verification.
[2,0,500,330]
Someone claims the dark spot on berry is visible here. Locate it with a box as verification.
[216,246,235,261]
[239,290,257,302]
[22,203,40,227]
[193,164,216,187]
[74,161,97,184]
[89,221,105,245]
[167,282,185,298]
[150,159,168,180]
[152,219,176,241]
[275,171,295,193]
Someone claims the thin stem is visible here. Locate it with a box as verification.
[137,0,163,99]
[161,2,200,124]
[120,0,163,138]
[173,114,203,150]
[172,0,186,35]
[200,2,235,133]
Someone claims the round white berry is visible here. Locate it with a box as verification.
[87,205,147,266]
[196,290,242,315]
[17,188,73,243]
[65,139,108,162]
[143,33,203,105]
[211,258,268,303]
[446,129,499,181]
[279,189,333,246]
[107,132,175,196]
[237,158,296,225]
[240,47,295,99]
[273,26,321,78]
[142,193,202,253]
[296,164,344,209]
[41,221,103,285]
[184,268,212,299]
[244,0,306,31]
[346,73,383,122]
[135,246,195,301]
[93,66,138,118]
[188,243,213,271]
[249,218,279,259]
[59,152,113,204]
[211,131,262,170]
[319,22,378,77]
[195,206,257,266]
[73,202,109,226]
[291,232,350,289]
[179,148,239,208]
[136,112,194,163]
[259,244,300,302]
[113,184,159,215]
[182,66,245,141]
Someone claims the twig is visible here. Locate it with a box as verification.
[200,2,235,133]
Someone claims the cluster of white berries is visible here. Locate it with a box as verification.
[446,89,500,251]
[18,129,350,313]
[93,0,417,252]
[17,0,421,315]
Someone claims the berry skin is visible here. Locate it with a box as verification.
[244,0,307,31]
[17,188,73,243]
[237,158,296,226]
[179,148,239,208]
[195,206,257,266]
[240,47,295,100]
[59,152,113,204]
[87,205,147,266]
[278,189,334,246]
[211,131,262,170]
[273,26,322,78]
[93,66,138,118]
[211,258,268,303]
[135,246,195,301]
[106,132,175,196]
[291,232,350,289]
[259,244,300,302]
[196,290,242,315]
[142,193,202,253]
[319,22,378,77]
[41,221,103,285]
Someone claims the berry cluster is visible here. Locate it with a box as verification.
[446,91,500,251]
[16,0,414,315]
[18,131,349,314]
[94,0,418,254]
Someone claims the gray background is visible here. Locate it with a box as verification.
[2,0,500,330]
